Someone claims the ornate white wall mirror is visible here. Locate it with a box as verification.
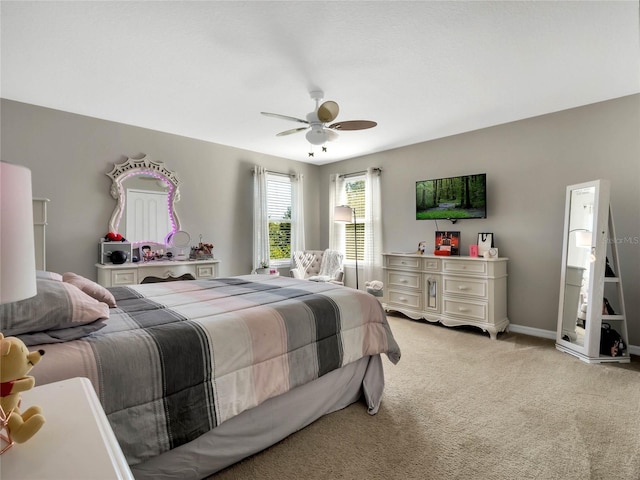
[107,155,181,246]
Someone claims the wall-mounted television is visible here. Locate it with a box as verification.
[416,173,487,220]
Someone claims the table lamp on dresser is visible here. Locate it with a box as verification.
[0,161,38,453]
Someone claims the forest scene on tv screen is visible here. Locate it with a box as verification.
[416,174,486,220]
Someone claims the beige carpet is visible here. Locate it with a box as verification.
[210,314,640,479]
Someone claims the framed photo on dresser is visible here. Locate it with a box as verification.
[435,231,460,255]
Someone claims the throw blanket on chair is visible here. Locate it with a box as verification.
[310,249,343,282]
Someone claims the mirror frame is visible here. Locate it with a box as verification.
[107,155,181,246]
[556,179,610,358]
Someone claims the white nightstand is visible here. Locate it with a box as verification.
[0,377,133,480]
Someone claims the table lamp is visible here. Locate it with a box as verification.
[0,161,37,453]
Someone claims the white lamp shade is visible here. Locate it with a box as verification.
[1,162,37,303]
[575,230,592,248]
[334,205,354,223]
[305,127,327,145]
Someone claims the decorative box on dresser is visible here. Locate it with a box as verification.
[96,259,220,287]
[382,253,509,339]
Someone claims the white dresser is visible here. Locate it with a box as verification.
[382,253,509,339]
[96,259,219,287]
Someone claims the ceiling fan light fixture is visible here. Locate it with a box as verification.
[306,127,327,145]
[263,90,377,152]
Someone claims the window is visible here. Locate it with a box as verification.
[344,177,365,261]
[267,173,292,264]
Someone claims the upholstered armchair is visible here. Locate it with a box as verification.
[290,249,344,285]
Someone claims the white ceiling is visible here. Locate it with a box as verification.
[2,1,639,165]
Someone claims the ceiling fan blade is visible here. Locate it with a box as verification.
[317,101,339,123]
[261,112,309,124]
[325,128,340,142]
[276,127,309,137]
[328,120,377,131]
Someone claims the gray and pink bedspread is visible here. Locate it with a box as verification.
[31,275,401,465]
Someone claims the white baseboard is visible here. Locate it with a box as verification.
[508,324,557,340]
[508,323,639,356]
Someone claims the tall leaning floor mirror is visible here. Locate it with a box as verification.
[555,179,630,364]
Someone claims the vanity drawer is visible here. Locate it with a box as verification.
[443,277,488,299]
[442,260,487,276]
[442,298,487,322]
[387,290,422,310]
[387,271,421,290]
[196,263,216,279]
[111,270,138,286]
[386,256,421,270]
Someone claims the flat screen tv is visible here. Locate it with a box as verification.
[416,173,487,220]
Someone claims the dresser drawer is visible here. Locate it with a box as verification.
[443,276,488,299]
[443,260,487,275]
[387,271,421,290]
[386,256,421,270]
[423,258,441,272]
[388,290,422,310]
[442,298,487,322]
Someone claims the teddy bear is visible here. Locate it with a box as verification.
[0,333,46,445]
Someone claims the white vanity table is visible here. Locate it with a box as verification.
[98,155,220,287]
[96,259,219,287]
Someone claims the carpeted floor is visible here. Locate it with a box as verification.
[210,314,640,479]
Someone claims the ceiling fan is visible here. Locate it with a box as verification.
[261,90,377,146]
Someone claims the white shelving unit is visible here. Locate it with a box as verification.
[599,208,629,358]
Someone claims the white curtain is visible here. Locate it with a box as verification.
[291,173,305,253]
[252,166,269,273]
[363,167,383,284]
[329,173,346,252]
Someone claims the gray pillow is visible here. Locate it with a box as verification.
[0,278,109,342]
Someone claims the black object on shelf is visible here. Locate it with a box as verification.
[603,297,616,315]
[605,257,616,277]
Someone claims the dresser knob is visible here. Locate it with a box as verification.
[458,306,469,312]
[458,285,468,291]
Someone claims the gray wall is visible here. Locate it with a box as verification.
[0,99,322,279]
[320,94,640,342]
[2,95,638,345]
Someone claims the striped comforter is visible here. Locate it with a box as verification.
[31,275,401,465]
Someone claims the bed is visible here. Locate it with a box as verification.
[1,272,400,479]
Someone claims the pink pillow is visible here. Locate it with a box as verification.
[36,270,63,281]
[63,272,117,308]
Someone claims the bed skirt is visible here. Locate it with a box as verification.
[131,354,385,480]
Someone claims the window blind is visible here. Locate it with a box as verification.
[267,174,292,261]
